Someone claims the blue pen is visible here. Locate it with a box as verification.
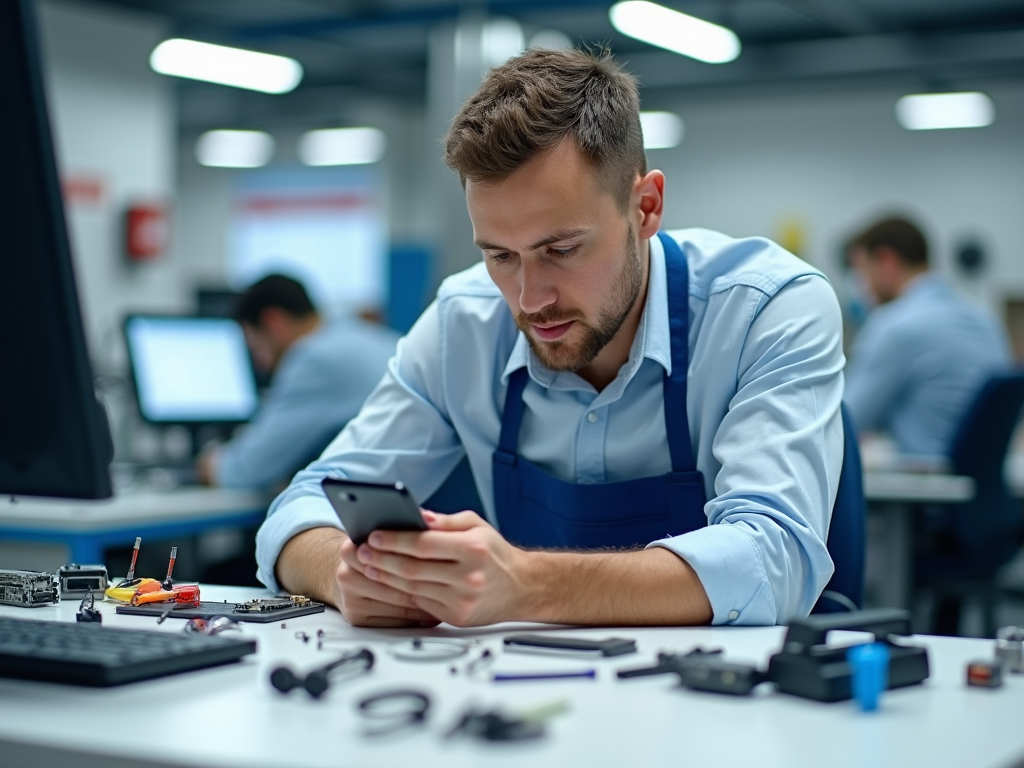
[492,670,597,682]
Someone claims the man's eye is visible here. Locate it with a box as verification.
[488,252,514,264]
[549,245,580,258]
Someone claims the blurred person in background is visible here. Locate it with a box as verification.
[197,273,399,490]
[844,216,1011,457]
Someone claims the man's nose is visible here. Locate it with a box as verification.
[518,260,557,315]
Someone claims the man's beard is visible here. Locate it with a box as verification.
[515,224,643,373]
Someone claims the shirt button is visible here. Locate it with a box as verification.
[587,412,598,423]
[728,610,739,621]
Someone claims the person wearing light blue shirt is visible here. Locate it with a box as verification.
[845,217,1011,457]
[257,48,845,629]
[199,274,399,490]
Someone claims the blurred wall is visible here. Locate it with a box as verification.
[38,0,183,369]
[647,82,1024,312]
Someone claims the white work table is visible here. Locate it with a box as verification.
[1,586,1022,768]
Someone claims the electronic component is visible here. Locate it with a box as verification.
[0,569,58,608]
[234,596,314,613]
[57,564,109,599]
[75,590,102,623]
[445,699,569,742]
[503,634,636,657]
[676,658,765,696]
[767,608,929,703]
[967,660,1004,688]
[617,647,724,679]
[115,596,324,623]
[996,626,1024,673]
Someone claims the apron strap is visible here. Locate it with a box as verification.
[496,366,529,460]
[657,231,697,473]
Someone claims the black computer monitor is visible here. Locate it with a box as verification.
[0,0,113,499]
[124,315,260,426]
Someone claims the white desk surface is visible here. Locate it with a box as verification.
[0,488,269,531]
[1,586,1021,768]
[862,471,974,503]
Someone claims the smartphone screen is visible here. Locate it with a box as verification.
[321,478,428,545]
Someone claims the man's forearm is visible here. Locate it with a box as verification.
[515,546,713,626]
[275,527,348,604]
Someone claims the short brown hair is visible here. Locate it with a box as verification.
[848,217,929,268]
[442,47,646,213]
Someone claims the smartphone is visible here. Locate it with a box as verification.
[321,478,428,545]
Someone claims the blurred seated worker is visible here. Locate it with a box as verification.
[197,274,399,490]
[256,48,845,630]
[844,217,1011,457]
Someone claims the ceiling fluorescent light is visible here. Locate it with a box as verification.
[298,128,387,166]
[895,92,995,131]
[151,39,302,94]
[196,130,275,168]
[641,111,684,149]
[609,1,740,64]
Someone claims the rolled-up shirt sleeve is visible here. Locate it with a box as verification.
[255,301,464,592]
[649,275,846,625]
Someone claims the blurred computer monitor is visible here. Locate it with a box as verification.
[195,287,242,319]
[124,316,260,425]
[0,0,113,499]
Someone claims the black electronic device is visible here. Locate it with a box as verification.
[0,616,256,687]
[766,608,930,702]
[116,596,325,623]
[0,0,113,499]
[58,564,109,599]
[503,634,637,658]
[321,478,428,546]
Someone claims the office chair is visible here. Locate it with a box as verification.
[916,372,1024,636]
[813,403,867,614]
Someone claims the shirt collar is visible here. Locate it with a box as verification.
[501,233,674,386]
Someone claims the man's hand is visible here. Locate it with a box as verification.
[276,527,439,628]
[352,510,528,627]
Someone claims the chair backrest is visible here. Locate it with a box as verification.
[813,403,866,613]
[944,371,1024,556]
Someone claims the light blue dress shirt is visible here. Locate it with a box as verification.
[216,318,399,490]
[845,273,1011,457]
[256,230,846,625]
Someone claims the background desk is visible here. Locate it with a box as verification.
[1,586,1023,768]
[863,471,975,610]
[0,488,270,567]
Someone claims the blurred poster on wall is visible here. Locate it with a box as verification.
[227,166,386,314]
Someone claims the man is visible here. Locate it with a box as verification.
[198,274,398,490]
[256,49,845,628]
[844,217,1011,457]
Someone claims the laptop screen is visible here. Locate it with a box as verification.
[125,316,259,424]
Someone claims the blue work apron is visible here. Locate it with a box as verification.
[492,232,708,549]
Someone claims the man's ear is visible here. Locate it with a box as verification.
[635,170,665,240]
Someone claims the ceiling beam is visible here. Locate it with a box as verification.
[626,28,1024,89]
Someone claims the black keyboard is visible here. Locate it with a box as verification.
[0,616,257,687]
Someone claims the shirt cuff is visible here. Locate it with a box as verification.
[647,523,779,626]
[255,496,344,593]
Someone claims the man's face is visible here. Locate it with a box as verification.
[467,140,645,374]
[242,322,281,373]
[849,246,893,305]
